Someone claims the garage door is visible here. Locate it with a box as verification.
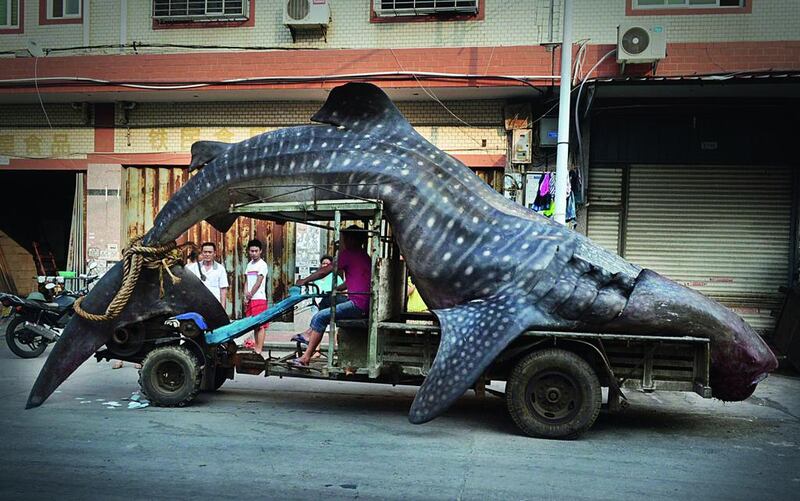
[587,164,794,333]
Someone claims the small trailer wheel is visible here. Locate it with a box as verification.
[506,348,601,440]
[139,345,202,407]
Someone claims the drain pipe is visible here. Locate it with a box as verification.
[553,0,573,225]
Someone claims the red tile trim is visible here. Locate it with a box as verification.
[39,0,83,25]
[0,152,504,171]
[1,158,88,170]
[0,0,24,35]
[0,42,797,99]
[453,154,506,168]
[370,0,484,23]
[89,152,192,166]
[626,0,752,16]
[94,103,115,153]
[153,0,256,30]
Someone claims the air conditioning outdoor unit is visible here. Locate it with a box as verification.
[617,22,666,67]
[284,0,330,38]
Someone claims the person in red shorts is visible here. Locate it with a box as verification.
[244,238,269,354]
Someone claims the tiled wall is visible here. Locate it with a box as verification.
[114,99,507,155]
[573,0,800,44]
[2,0,795,54]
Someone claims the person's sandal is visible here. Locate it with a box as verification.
[288,358,308,368]
[290,333,309,345]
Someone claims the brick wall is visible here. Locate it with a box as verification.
[573,0,800,44]
[114,99,507,156]
[2,1,796,54]
[0,127,94,159]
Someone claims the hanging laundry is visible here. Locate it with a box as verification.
[566,191,576,221]
[532,173,553,212]
[570,169,584,205]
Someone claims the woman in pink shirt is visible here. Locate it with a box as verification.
[291,226,371,367]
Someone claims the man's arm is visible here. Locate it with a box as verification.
[246,275,264,301]
[296,264,334,286]
[219,265,229,306]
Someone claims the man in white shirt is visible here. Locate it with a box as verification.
[187,242,229,307]
[244,238,269,354]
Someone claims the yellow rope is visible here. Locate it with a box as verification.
[73,237,191,323]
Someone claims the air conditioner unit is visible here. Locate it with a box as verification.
[617,22,666,65]
[284,0,330,29]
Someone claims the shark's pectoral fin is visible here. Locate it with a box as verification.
[204,213,238,233]
[189,140,232,171]
[409,295,543,424]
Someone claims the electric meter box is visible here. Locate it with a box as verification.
[538,117,559,147]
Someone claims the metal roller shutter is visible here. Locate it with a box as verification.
[625,165,793,333]
[586,166,624,255]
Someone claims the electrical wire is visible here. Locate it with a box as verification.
[0,70,559,91]
[574,48,617,169]
[33,56,53,130]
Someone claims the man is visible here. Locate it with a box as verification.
[291,226,371,368]
[244,239,269,355]
[187,242,229,307]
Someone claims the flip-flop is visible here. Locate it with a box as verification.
[288,358,308,368]
[290,333,309,345]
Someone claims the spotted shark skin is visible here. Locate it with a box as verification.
[27,83,777,421]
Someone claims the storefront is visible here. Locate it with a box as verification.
[585,82,799,334]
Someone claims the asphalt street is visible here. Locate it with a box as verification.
[1,322,798,500]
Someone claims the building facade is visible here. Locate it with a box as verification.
[0,0,798,330]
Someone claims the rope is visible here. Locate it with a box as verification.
[73,237,191,323]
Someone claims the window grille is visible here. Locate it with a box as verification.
[0,0,20,28]
[375,0,479,18]
[634,0,744,9]
[152,0,249,22]
[48,0,81,19]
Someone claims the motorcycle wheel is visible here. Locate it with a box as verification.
[5,317,48,358]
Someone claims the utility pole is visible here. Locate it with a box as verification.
[553,0,573,225]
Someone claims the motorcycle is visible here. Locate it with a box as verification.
[1,267,98,358]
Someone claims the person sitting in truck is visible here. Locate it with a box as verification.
[290,225,371,368]
[311,254,346,311]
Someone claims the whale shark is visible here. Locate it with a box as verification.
[27,83,778,422]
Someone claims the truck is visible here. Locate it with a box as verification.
[96,196,712,440]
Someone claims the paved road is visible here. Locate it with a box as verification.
[1,326,798,500]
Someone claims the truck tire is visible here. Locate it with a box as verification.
[5,317,48,359]
[506,348,601,440]
[139,345,202,407]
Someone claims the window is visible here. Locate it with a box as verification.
[0,0,19,28]
[48,0,81,19]
[152,0,249,22]
[633,0,745,9]
[374,0,479,18]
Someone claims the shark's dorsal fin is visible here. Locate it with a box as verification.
[311,82,412,132]
[189,141,231,172]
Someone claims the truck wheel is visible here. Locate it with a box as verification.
[506,348,601,440]
[139,345,201,407]
[5,317,48,359]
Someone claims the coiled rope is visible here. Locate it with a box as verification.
[73,237,191,322]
